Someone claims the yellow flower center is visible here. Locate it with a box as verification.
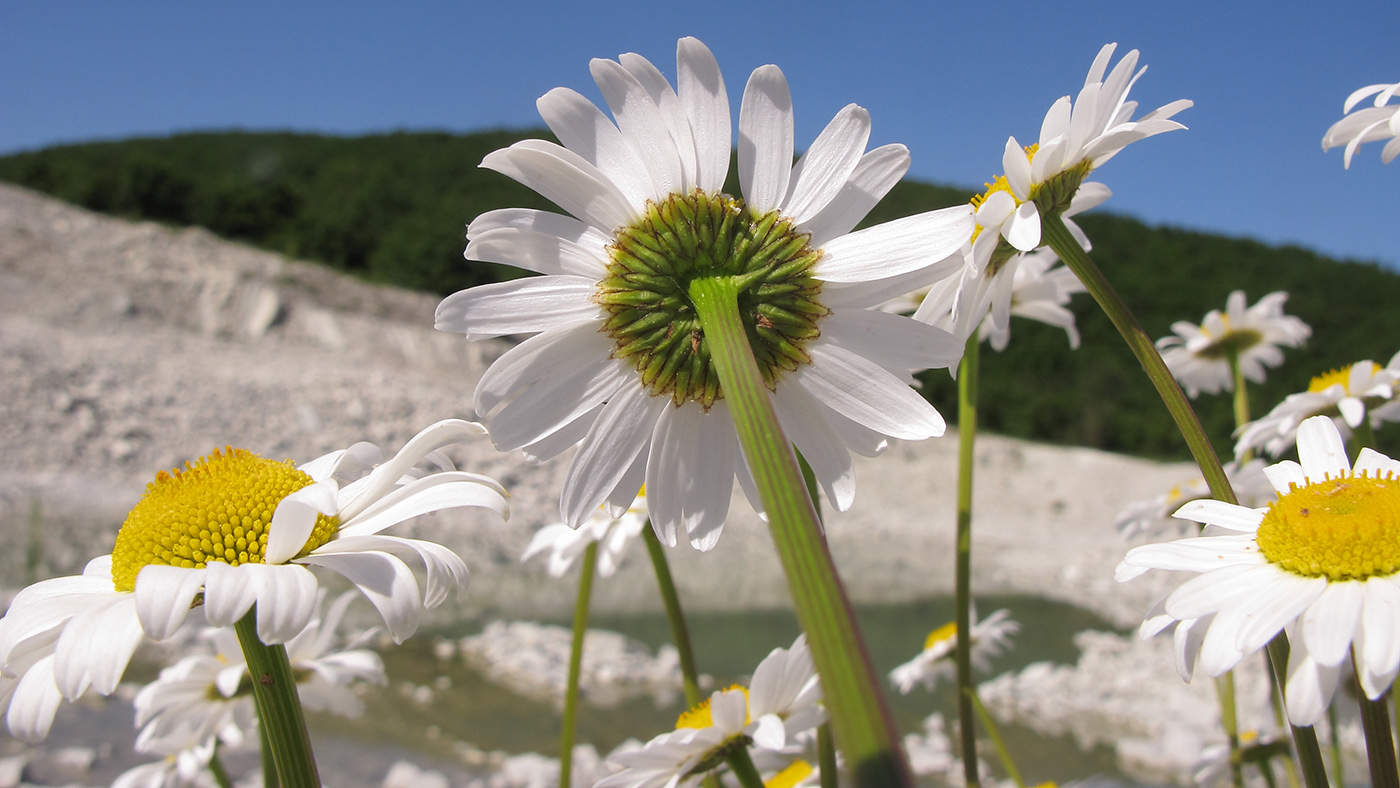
[924,621,958,650]
[1309,365,1354,393]
[110,448,339,592]
[766,760,814,788]
[1256,472,1400,581]
[676,684,750,729]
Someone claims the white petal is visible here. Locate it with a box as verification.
[338,473,509,538]
[297,550,421,643]
[314,535,467,610]
[619,51,697,192]
[751,715,787,751]
[783,104,871,223]
[487,350,629,453]
[535,87,652,207]
[133,566,205,641]
[7,656,61,742]
[796,344,945,440]
[802,144,911,247]
[1359,578,1400,698]
[1001,202,1041,252]
[1263,460,1307,494]
[52,594,142,698]
[1119,534,1264,575]
[1302,581,1364,667]
[561,381,666,528]
[591,58,683,199]
[1285,634,1341,726]
[1355,448,1400,479]
[1296,415,1351,482]
[772,383,855,512]
[1171,499,1263,532]
[738,65,794,213]
[815,205,974,283]
[676,37,730,194]
[820,309,963,374]
[434,276,601,340]
[481,141,636,233]
[474,322,615,418]
[1001,137,1032,199]
[253,564,321,645]
[646,404,737,550]
[201,563,261,628]
[265,481,339,565]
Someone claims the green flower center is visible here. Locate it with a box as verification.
[1256,473,1400,581]
[111,448,340,592]
[597,190,827,408]
[1194,322,1264,360]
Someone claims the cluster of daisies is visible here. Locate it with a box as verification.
[0,26,1396,788]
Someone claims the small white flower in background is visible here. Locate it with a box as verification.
[595,634,823,787]
[906,247,1086,352]
[135,590,386,750]
[435,37,972,550]
[902,712,954,777]
[1157,290,1311,398]
[1323,82,1400,167]
[1192,728,1291,787]
[1235,354,1400,459]
[889,609,1019,694]
[1118,415,1400,725]
[0,420,505,742]
[111,733,219,788]
[522,489,649,578]
[969,42,1190,275]
[382,760,450,788]
[1115,459,1274,542]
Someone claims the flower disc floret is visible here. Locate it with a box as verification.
[599,190,826,407]
[1256,473,1400,581]
[111,448,338,592]
[1309,366,1354,393]
[676,683,750,730]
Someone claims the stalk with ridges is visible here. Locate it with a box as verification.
[233,609,320,788]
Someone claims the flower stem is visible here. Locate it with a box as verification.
[966,688,1024,788]
[955,331,982,788]
[560,541,598,788]
[233,609,321,788]
[819,723,839,788]
[257,709,280,788]
[1216,672,1245,788]
[727,746,767,788]
[1043,214,1330,788]
[642,525,704,708]
[689,276,912,788]
[1228,351,1252,442]
[209,743,235,788]
[1354,650,1399,788]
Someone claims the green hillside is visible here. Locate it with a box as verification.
[2,131,1394,460]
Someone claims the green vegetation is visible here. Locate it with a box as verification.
[2,131,1394,460]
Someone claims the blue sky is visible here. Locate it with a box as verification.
[2,1,1395,269]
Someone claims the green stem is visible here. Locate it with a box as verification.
[208,743,235,788]
[560,542,598,788]
[257,709,280,788]
[233,609,320,788]
[689,276,912,788]
[955,332,982,788]
[643,526,704,708]
[1353,418,1378,457]
[726,746,767,788]
[819,723,839,788]
[1216,672,1245,788]
[1355,649,1399,788]
[1328,700,1345,787]
[1044,214,1330,788]
[967,688,1024,788]
[1228,350,1252,446]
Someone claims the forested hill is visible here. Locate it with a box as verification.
[2,131,1394,460]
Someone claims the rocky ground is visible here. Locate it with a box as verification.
[0,182,1259,786]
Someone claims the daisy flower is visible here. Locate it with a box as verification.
[1115,459,1274,542]
[969,42,1191,275]
[889,608,1019,694]
[1234,358,1400,459]
[1156,291,1311,399]
[135,590,385,748]
[112,733,219,788]
[596,634,823,787]
[434,37,972,548]
[907,247,1086,352]
[1117,415,1400,725]
[1323,82,1400,167]
[522,488,649,578]
[0,420,506,741]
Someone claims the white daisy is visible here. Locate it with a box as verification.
[596,633,824,787]
[1234,358,1400,459]
[1117,415,1400,725]
[889,608,1019,694]
[135,590,385,749]
[434,37,972,549]
[1156,291,1311,399]
[909,247,1086,352]
[0,420,506,741]
[112,734,219,788]
[1323,82,1400,167]
[1115,459,1274,542]
[521,488,649,578]
[969,42,1190,275]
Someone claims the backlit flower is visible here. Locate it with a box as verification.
[522,488,649,578]
[0,420,506,741]
[1118,416,1400,724]
[889,608,1019,694]
[1115,459,1274,542]
[1157,291,1310,398]
[435,38,972,549]
[1235,357,1400,459]
[1323,82,1400,167]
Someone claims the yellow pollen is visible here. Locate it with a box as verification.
[766,760,814,788]
[110,448,339,592]
[924,621,958,650]
[1256,472,1400,581]
[1309,365,1355,393]
[676,684,749,730]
